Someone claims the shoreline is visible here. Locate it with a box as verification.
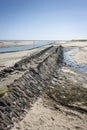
[62,41,87,65]
[0,40,38,48]
[0,46,48,71]
[0,41,87,71]
[71,47,87,64]
[0,44,87,130]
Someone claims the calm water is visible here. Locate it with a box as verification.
[0,41,53,53]
[64,48,87,73]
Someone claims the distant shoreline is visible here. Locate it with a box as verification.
[0,40,38,48]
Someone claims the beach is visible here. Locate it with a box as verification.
[12,65,87,130]
[0,47,44,71]
[0,41,87,70]
[62,41,87,64]
[0,41,87,69]
[0,41,87,130]
[0,41,49,71]
[71,46,87,64]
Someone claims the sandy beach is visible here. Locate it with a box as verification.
[0,41,87,71]
[12,66,87,130]
[0,41,87,130]
[0,0,87,129]
[62,41,87,64]
[0,48,37,71]
[12,97,87,130]
[0,45,48,71]
[71,46,87,64]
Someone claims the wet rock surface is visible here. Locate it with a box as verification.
[0,46,64,130]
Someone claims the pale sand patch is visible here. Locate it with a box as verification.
[1,45,42,71]
[59,41,87,64]
[0,49,36,71]
[61,67,76,74]
[62,41,87,47]
[71,47,87,64]
[0,46,49,71]
[12,98,87,130]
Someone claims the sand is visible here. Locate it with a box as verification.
[11,64,87,130]
[0,41,87,130]
[0,49,36,70]
[0,41,87,71]
[71,46,87,64]
[12,98,87,130]
[12,78,87,130]
[61,41,87,47]
[61,41,87,64]
[12,97,87,130]
[0,46,48,71]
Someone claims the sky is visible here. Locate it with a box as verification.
[0,0,87,40]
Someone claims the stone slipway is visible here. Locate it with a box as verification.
[0,46,64,130]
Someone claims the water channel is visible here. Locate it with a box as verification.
[64,48,87,73]
[0,41,53,53]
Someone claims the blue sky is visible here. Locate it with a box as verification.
[0,0,87,40]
